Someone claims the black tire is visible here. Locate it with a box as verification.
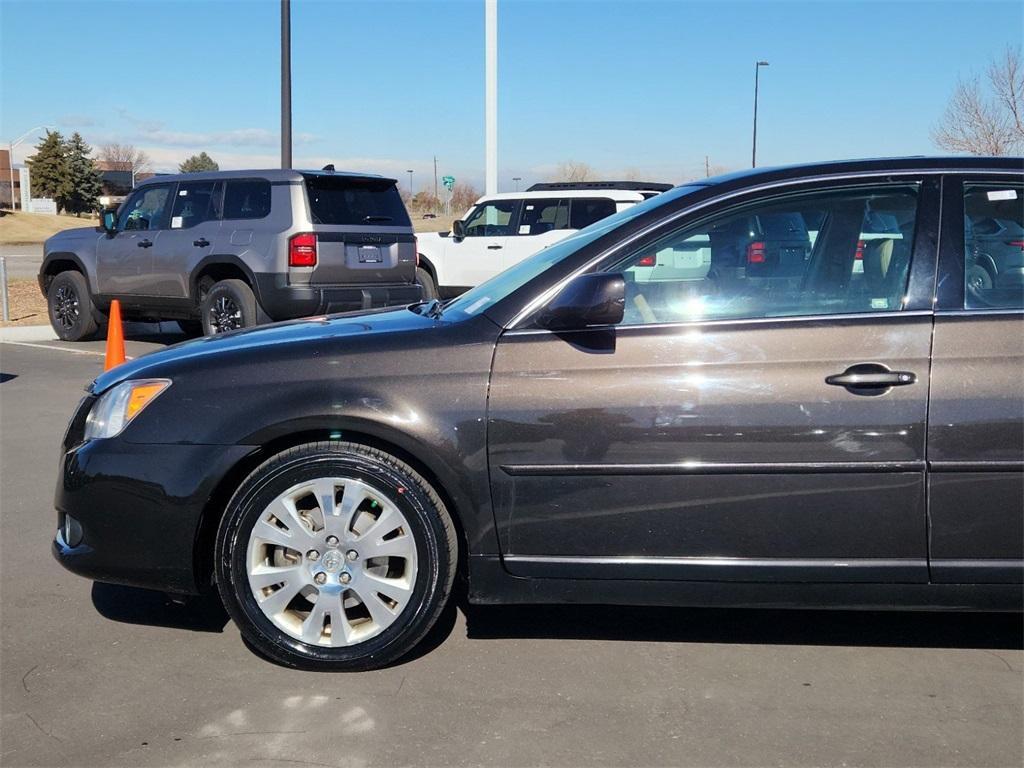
[416,266,439,300]
[47,271,99,341]
[200,278,258,335]
[177,319,204,337]
[214,441,458,671]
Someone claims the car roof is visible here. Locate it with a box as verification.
[136,168,395,185]
[476,190,647,204]
[701,156,1024,189]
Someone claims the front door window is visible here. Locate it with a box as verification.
[119,185,172,231]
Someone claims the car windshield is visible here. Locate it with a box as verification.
[441,184,706,319]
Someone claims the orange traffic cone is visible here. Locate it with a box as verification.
[104,299,126,370]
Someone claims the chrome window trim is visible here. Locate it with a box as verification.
[505,170,968,329]
[936,308,1024,317]
[504,309,933,337]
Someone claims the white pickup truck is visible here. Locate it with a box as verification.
[415,182,671,298]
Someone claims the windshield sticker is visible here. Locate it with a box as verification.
[987,190,1018,201]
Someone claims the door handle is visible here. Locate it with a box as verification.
[826,363,916,394]
[137,239,153,248]
[487,244,503,250]
[193,238,210,247]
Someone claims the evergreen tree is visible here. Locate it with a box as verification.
[25,130,71,212]
[179,152,219,173]
[64,133,103,216]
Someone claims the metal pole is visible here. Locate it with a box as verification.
[407,170,414,197]
[433,156,438,205]
[281,0,292,169]
[485,0,498,195]
[8,142,14,211]
[752,60,768,168]
[1,257,9,322]
[513,176,521,191]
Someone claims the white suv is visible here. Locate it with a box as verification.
[415,182,671,297]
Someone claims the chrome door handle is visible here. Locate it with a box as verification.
[826,363,916,395]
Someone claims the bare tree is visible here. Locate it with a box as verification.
[549,161,595,182]
[450,182,481,213]
[933,47,1024,155]
[99,143,152,175]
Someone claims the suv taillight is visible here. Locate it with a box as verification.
[746,240,766,264]
[1008,240,1024,250]
[289,233,317,267]
[414,236,419,267]
[854,239,866,260]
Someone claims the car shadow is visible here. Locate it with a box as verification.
[462,603,1024,651]
[90,582,1022,656]
[91,582,229,633]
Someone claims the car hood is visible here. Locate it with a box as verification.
[92,305,449,394]
[45,225,103,250]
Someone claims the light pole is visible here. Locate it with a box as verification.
[7,125,52,211]
[751,60,769,168]
[406,170,414,197]
[512,176,521,191]
[281,0,292,169]
[485,0,498,195]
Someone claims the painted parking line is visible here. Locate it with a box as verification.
[0,340,115,358]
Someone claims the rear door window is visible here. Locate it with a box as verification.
[170,181,222,229]
[303,175,411,226]
[519,199,568,235]
[963,183,1024,310]
[224,179,272,220]
[569,197,617,229]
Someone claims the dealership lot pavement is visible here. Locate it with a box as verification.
[1,338,1022,768]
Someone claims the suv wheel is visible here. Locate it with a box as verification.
[47,271,99,341]
[416,267,438,300]
[201,279,258,335]
[215,442,458,671]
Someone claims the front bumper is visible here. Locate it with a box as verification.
[253,273,422,321]
[53,435,256,594]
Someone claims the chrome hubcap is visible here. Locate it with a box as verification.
[210,295,242,333]
[245,477,418,647]
[53,285,80,329]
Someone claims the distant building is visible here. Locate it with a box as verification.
[0,149,24,210]
[95,160,156,207]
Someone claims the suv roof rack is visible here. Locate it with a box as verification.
[525,180,674,193]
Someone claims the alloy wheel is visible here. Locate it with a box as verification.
[210,295,243,333]
[53,285,80,329]
[244,477,418,647]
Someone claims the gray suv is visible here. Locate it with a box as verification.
[39,169,421,340]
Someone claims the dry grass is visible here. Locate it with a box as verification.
[412,214,457,233]
[0,210,98,245]
[1,279,48,326]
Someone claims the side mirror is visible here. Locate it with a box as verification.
[536,272,625,331]
[451,219,466,241]
[101,208,117,234]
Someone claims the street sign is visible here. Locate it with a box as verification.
[442,175,455,191]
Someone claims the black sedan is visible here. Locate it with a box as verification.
[54,157,1024,671]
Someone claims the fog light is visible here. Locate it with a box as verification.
[63,515,83,548]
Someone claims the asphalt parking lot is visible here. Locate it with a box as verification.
[1,335,1022,768]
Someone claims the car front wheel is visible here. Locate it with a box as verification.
[47,271,99,341]
[215,442,458,671]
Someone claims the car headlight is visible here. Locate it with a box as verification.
[84,379,171,440]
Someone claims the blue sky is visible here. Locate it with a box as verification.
[2,0,1022,191]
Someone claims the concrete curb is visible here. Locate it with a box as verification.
[0,324,57,342]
